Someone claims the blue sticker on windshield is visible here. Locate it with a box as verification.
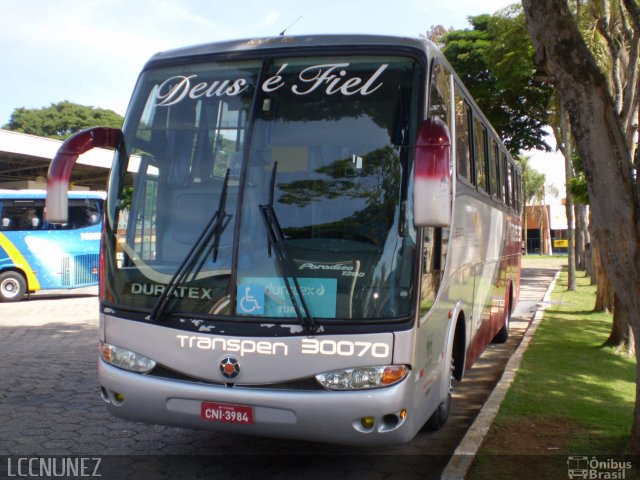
[237,284,265,315]
[237,277,337,318]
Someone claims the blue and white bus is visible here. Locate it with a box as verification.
[0,190,104,302]
[47,35,521,445]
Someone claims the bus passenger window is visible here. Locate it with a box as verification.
[503,155,511,206]
[497,149,505,202]
[455,89,472,182]
[0,203,44,231]
[489,139,499,198]
[514,171,522,212]
[473,117,488,192]
[420,227,438,316]
[420,227,448,317]
[429,63,451,127]
[511,164,518,209]
[440,227,449,269]
[66,201,102,230]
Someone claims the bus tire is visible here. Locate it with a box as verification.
[426,392,451,431]
[425,356,454,431]
[493,289,511,344]
[0,271,27,303]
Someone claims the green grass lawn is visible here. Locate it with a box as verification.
[469,268,637,479]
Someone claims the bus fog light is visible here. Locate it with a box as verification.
[99,342,156,373]
[315,365,409,390]
[360,416,375,429]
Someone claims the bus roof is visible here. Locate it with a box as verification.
[0,190,106,200]
[146,34,436,66]
[141,34,518,173]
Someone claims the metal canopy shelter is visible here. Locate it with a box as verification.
[0,129,111,190]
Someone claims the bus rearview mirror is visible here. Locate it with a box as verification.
[46,127,122,224]
[413,117,452,228]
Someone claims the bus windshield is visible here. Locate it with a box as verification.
[108,54,420,323]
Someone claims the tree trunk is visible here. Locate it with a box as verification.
[584,240,593,279]
[575,204,583,269]
[565,201,575,289]
[588,224,597,285]
[522,0,640,453]
[593,240,615,313]
[538,208,544,255]
[560,105,576,289]
[576,204,588,271]
[604,295,636,356]
[542,202,553,256]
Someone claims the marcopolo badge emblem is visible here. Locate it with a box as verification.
[220,356,240,379]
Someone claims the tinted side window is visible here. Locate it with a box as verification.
[0,200,44,231]
[500,151,508,203]
[67,199,102,229]
[0,198,101,231]
[473,117,488,192]
[429,63,451,127]
[455,88,472,183]
[489,139,499,199]
[509,164,517,209]
[505,160,512,207]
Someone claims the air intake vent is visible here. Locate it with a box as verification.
[60,254,100,287]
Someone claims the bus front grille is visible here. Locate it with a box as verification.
[61,254,100,287]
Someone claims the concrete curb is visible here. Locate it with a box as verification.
[440,268,562,480]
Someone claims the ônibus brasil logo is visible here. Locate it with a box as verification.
[567,456,632,479]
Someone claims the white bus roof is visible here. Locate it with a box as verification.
[146,34,437,66]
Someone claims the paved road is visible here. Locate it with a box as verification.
[0,258,562,479]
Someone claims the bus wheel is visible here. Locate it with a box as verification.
[0,271,27,302]
[426,357,454,431]
[493,290,511,344]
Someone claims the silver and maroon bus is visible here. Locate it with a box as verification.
[47,35,521,445]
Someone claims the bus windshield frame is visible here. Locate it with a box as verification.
[104,49,425,330]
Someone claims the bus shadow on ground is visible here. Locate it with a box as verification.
[26,286,98,302]
[26,293,97,302]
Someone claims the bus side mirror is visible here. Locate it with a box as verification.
[413,117,452,228]
[46,127,122,223]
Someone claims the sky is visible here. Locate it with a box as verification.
[0,0,565,198]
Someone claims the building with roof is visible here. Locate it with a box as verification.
[0,129,112,190]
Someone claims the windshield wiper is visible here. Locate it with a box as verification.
[259,162,318,335]
[149,169,231,322]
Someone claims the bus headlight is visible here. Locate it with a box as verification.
[315,365,409,390]
[99,342,156,373]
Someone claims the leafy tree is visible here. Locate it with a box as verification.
[423,24,452,48]
[3,101,123,140]
[566,174,589,205]
[522,0,640,452]
[518,155,546,209]
[441,10,554,155]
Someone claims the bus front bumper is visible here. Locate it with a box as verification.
[98,359,418,446]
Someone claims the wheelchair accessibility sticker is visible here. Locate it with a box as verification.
[237,284,265,315]
[237,277,337,317]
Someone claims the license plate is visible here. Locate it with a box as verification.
[200,401,253,425]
